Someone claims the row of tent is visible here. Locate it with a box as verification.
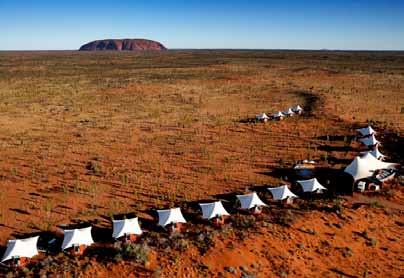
[256,105,303,121]
[1,178,327,264]
[344,125,398,182]
[356,125,380,148]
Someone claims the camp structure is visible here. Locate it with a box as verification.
[356,125,376,137]
[256,113,270,122]
[157,208,186,233]
[282,107,294,117]
[1,236,39,267]
[61,227,94,256]
[236,192,267,215]
[267,185,298,204]
[344,153,397,186]
[365,146,386,160]
[292,105,303,114]
[359,134,379,148]
[294,160,316,170]
[112,217,142,243]
[272,111,284,120]
[199,201,230,226]
[297,178,327,193]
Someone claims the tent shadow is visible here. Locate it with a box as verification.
[317,144,357,152]
[316,135,354,141]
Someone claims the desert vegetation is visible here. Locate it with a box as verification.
[0,50,403,277]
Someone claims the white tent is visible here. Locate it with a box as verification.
[199,201,230,219]
[112,217,142,239]
[297,178,327,193]
[236,192,267,209]
[157,208,186,227]
[61,227,94,250]
[356,126,376,137]
[369,147,385,160]
[256,113,270,121]
[282,108,294,116]
[267,185,298,201]
[363,146,386,160]
[359,134,379,147]
[273,111,284,118]
[1,236,39,262]
[344,154,396,181]
[292,105,303,113]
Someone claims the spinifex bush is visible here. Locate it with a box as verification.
[116,242,150,264]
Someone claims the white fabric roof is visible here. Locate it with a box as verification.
[302,159,316,164]
[297,178,327,192]
[363,146,385,160]
[359,134,379,146]
[61,227,94,250]
[256,113,270,120]
[292,105,303,111]
[1,236,39,262]
[157,208,186,227]
[282,108,294,115]
[199,201,230,219]
[356,126,376,136]
[267,185,298,200]
[344,154,396,181]
[236,192,267,209]
[273,111,284,118]
[112,217,142,239]
[369,147,385,160]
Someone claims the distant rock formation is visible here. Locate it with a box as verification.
[79,39,167,51]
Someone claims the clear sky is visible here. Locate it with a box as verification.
[0,0,403,50]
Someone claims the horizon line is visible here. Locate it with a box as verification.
[1,48,404,52]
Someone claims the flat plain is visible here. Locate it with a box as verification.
[0,50,403,277]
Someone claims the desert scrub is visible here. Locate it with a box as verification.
[86,160,103,176]
[274,209,296,227]
[116,242,150,264]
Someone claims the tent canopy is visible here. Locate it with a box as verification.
[199,201,230,219]
[297,178,327,193]
[359,134,379,146]
[344,154,396,181]
[256,113,270,120]
[267,185,298,200]
[157,208,186,227]
[1,236,39,262]
[112,217,142,239]
[356,126,375,136]
[282,108,294,115]
[236,192,267,209]
[273,111,284,118]
[369,146,385,160]
[292,105,303,112]
[62,227,94,250]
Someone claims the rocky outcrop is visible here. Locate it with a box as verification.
[79,39,167,51]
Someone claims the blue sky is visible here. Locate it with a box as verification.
[0,0,403,50]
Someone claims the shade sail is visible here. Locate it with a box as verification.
[236,192,267,209]
[112,217,142,239]
[356,126,375,136]
[199,201,230,219]
[61,227,94,250]
[359,134,379,146]
[267,185,298,200]
[157,208,186,227]
[297,178,327,193]
[344,154,396,181]
[1,236,39,262]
